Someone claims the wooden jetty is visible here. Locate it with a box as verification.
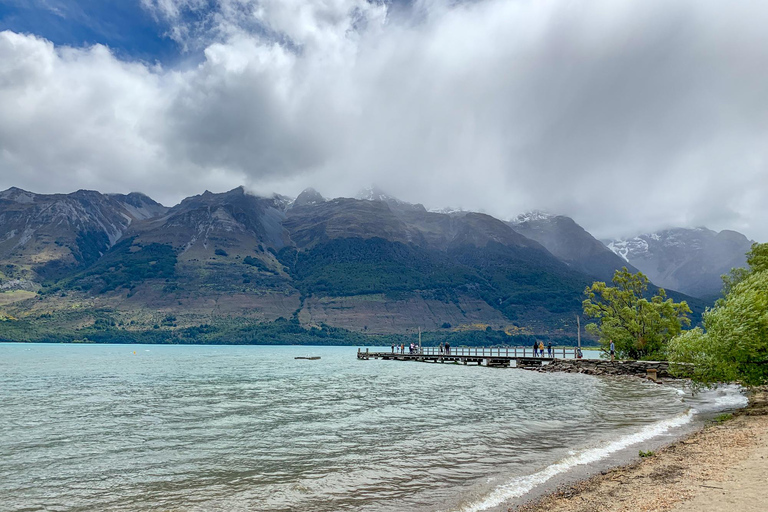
[357,346,584,368]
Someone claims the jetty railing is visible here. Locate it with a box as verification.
[364,346,584,359]
[415,346,578,358]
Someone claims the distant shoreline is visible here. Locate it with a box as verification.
[0,340,601,348]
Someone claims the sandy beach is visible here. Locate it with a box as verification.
[511,389,768,512]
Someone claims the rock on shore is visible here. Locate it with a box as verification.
[532,359,673,379]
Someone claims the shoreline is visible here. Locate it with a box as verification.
[506,388,768,512]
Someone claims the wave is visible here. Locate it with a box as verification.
[687,384,749,413]
[451,411,693,512]
[452,384,746,512]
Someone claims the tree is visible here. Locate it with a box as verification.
[583,268,691,360]
[669,243,768,387]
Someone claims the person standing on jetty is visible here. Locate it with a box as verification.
[532,340,538,357]
[610,340,615,361]
[439,342,444,354]
[547,342,552,358]
[445,342,451,355]
[391,343,395,354]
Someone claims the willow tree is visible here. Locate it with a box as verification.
[669,243,768,387]
[583,268,691,360]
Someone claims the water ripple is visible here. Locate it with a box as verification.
[0,344,693,512]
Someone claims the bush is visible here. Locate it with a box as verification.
[669,243,768,387]
[243,256,270,272]
[215,248,228,257]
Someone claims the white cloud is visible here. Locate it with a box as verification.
[0,0,767,241]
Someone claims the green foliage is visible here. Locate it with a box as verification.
[450,243,589,318]
[214,248,228,257]
[283,238,590,326]
[712,413,733,424]
[583,268,691,360]
[63,238,177,293]
[75,230,110,265]
[243,255,270,272]
[746,242,768,273]
[669,243,768,387]
[0,309,589,347]
[287,238,478,298]
[722,243,768,295]
[638,450,655,458]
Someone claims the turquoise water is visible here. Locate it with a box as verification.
[0,344,720,511]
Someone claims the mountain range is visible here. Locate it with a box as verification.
[604,228,754,300]
[0,186,753,344]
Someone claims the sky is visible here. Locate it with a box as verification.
[0,0,766,241]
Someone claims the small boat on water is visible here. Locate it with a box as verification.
[295,356,321,360]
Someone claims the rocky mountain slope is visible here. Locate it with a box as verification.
[0,187,166,284]
[509,211,639,282]
[605,228,754,299]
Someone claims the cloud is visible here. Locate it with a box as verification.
[0,0,767,241]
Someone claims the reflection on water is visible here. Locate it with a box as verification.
[1,344,694,511]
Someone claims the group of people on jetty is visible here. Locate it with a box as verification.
[391,342,451,354]
[531,341,584,359]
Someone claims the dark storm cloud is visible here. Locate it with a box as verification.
[0,0,766,240]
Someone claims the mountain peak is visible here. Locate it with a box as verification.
[355,185,426,213]
[294,187,326,207]
[512,210,555,224]
[107,192,167,220]
[0,187,36,203]
[356,185,392,202]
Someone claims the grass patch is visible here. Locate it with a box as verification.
[0,290,37,305]
[639,450,655,458]
[712,413,733,424]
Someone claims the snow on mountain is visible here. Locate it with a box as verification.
[604,227,753,299]
[355,186,426,212]
[511,210,554,224]
[428,206,465,215]
[292,188,324,208]
[605,238,649,262]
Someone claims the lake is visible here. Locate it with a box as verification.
[0,344,745,512]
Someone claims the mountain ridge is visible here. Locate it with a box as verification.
[509,212,640,282]
[0,186,725,343]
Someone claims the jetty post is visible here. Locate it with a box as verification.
[576,315,581,349]
[418,327,422,354]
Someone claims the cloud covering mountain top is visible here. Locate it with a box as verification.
[1,0,766,240]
